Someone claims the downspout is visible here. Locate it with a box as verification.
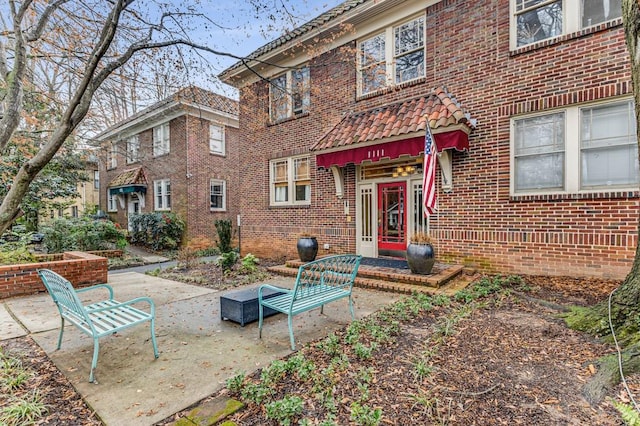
[185,116,191,237]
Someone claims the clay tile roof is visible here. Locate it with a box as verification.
[109,167,147,188]
[174,86,239,116]
[311,87,474,152]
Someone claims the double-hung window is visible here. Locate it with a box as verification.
[107,143,117,169]
[512,0,622,48]
[269,156,311,206]
[209,124,225,155]
[358,16,425,96]
[512,99,638,194]
[107,191,117,212]
[581,101,638,188]
[210,179,226,211]
[270,67,310,122]
[154,179,171,210]
[153,123,170,156]
[93,170,99,189]
[126,135,140,164]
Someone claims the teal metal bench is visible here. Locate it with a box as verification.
[38,269,159,383]
[258,254,362,350]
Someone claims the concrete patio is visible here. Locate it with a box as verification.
[0,272,401,425]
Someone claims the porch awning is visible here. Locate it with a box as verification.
[109,185,147,196]
[108,167,148,196]
[315,132,469,169]
[311,87,474,169]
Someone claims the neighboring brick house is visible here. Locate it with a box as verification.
[95,87,239,244]
[220,0,638,279]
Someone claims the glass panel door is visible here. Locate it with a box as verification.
[377,182,406,255]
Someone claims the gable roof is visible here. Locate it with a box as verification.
[95,86,238,142]
[219,0,419,84]
[221,0,367,78]
[108,167,147,188]
[312,87,474,152]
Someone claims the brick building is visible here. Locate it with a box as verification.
[220,0,638,279]
[96,87,239,244]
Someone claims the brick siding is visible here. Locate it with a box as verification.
[234,0,637,279]
[100,112,240,246]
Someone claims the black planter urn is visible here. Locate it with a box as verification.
[297,236,318,262]
[406,243,435,275]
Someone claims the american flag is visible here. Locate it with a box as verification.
[423,122,437,216]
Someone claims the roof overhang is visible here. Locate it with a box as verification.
[219,0,437,86]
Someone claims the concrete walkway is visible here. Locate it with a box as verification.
[0,271,401,425]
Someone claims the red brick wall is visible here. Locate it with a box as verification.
[100,113,240,246]
[0,251,108,299]
[235,0,637,279]
[184,115,240,244]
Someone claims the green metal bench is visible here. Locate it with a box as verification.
[38,269,159,383]
[258,254,362,350]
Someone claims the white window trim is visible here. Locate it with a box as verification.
[126,135,140,164]
[269,66,310,122]
[153,123,170,157]
[510,98,637,196]
[357,14,425,97]
[107,192,117,212]
[210,179,227,211]
[269,155,311,206]
[510,0,622,50]
[209,124,226,155]
[154,179,171,211]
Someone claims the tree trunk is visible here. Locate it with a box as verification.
[562,0,640,404]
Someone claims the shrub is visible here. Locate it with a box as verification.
[215,219,233,253]
[239,253,259,273]
[128,212,185,251]
[42,217,127,253]
[0,247,37,265]
[217,251,239,271]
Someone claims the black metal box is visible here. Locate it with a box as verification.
[220,287,285,326]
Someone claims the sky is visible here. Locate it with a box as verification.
[201,0,343,67]
[185,0,343,92]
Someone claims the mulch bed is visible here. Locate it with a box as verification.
[0,336,102,425]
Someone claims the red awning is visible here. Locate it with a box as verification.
[315,131,469,169]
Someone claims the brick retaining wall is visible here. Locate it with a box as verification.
[0,251,109,299]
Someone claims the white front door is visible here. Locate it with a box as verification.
[127,194,140,231]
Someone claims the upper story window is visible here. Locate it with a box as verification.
[511,99,638,195]
[107,142,117,169]
[154,179,171,210]
[270,66,310,122]
[269,155,311,206]
[210,179,226,211]
[210,124,225,155]
[93,170,99,189]
[513,0,622,48]
[358,15,425,96]
[153,123,170,157]
[126,135,140,164]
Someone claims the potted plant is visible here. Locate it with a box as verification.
[296,233,318,262]
[406,232,435,275]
